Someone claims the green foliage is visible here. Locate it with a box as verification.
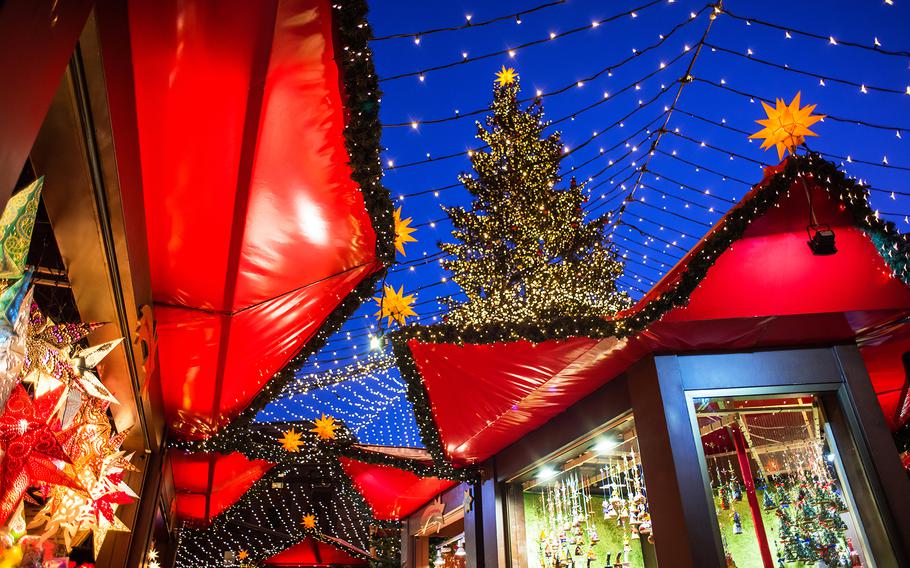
[441,76,629,325]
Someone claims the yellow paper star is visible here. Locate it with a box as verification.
[238,550,249,560]
[495,65,518,86]
[373,284,417,326]
[749,92,824,159]
[310,414,340,440]
[394,207,418,256]
[279,428,304,452]
[301,513,317,529]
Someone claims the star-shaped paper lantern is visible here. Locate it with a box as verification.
[0,276,32,408]
[301,513,317,530]
[373,284,417,327]
[0,177,42,280]
[309,414,340,440]
[0,385,81,524]
[393,207,417,256]
[279,428,304,452]
[749,92,824,159]
[495,65,518,87]
[237,550,249,560]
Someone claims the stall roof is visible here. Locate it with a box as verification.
[129,0,390,439]
[265,536,369,567]
[171,451,274,525]
[339,457,457,521]
[395,157,910,467]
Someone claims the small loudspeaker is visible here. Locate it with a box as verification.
[807,224,836,255]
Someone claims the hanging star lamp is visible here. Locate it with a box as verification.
[749,92,824,159]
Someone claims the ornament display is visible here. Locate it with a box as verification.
[0,178,137,563]
[530,443,650,567]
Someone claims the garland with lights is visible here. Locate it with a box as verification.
[393,152,910,469]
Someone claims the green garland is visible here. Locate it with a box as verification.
[392,153,910,470]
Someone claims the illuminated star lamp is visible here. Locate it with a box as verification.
[393,207,417,257]
[373,284,417,327]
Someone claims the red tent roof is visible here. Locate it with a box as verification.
[130,0,384,439]
[402,160,910,466]
[265,536,369,567]
[171,451,274,524]
[339,457,457,521]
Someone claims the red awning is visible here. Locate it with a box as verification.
[339,457,457,521]
[403,162,910,466]
[265,536,369,566]
[171,451,274,524]
[129,0,382,439]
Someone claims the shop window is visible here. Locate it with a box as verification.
[508,415,657,568]
[693,393,872,568]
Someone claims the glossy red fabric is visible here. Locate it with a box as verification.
[171,451,274,524]
[410,163,910,466]
[339,458,457,521]
[265,537,368,566]
[129,0,379,438]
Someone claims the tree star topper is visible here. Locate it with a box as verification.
[310,414,340,440]
[301,513,317,530]
[373,284,417,326]
[393,207,417,256]
[495,66,518,86]
[279,428,304,452]
[749,92,824,159]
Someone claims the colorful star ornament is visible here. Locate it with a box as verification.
[373,284,417,326]
[21,301,119,416]
[301,513,317,530]
[27,397,138,557]
[237,549,249,560]
[279,428,304,452]
[749,92,825,159]
[309,414,340,440]
[393,207,417,256]
[0,385,82,525]
[495,65,518,87]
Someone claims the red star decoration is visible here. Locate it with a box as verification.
[0,385,81,524]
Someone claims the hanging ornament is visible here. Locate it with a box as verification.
[0,385,81,524]
[393,207,417,256]
[0,177,42,280]
[301,513,317,530]
[373,284,417,326]
[749,92,825,159]
[309,413,340,440]
[278,428,304,452]
[0,277,32,408]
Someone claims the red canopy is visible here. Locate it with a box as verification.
[129,0,382,438]
[403,161,910,466]
[265,536,369,567]
[339,457,457,521]
[171,451,274,524]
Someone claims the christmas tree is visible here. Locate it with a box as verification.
[441,67,629,326]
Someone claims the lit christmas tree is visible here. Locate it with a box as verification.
[441,67,629,326]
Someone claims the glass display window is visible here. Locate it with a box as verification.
[508,415,657,568]
[692,393,873,568]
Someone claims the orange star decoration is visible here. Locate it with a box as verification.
[495,65,518,86]
[749,92,825,159]
[373,284,417,326]
[393,207,417,256]
[301,513,317,530]
[279,428,304,452]
[310,414,340,440]
[237,550,249,560]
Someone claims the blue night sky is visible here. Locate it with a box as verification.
[257,0,910,446]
